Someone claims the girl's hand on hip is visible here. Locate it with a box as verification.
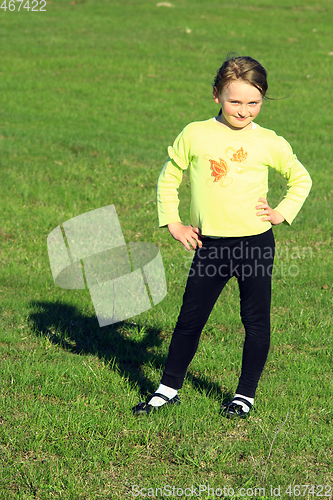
[256,198,285,225]
[167,222,203,251]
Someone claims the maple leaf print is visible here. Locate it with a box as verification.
[209,158,229,182]
[231,147,248,162]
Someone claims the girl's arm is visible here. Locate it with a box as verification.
[269,147,312,224]
[157,158,183,227]
[157,158,202,250]
[276,161,312,224]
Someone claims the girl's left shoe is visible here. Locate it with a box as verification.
[220,397,254,419]
[132,392,181,416]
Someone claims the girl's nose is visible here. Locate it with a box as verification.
[239,104,247,116]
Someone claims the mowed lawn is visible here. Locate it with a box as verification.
[0,0,332,498]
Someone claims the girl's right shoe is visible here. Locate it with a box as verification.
[132,392,181,416]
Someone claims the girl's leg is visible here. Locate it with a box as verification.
[160,241,230,390]
[235,229,275,399]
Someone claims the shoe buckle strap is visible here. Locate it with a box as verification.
[149,392,171,403]
[231,397,253,409]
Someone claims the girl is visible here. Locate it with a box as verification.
[133,55,312,418]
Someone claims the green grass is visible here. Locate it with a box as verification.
[0,0,332,498]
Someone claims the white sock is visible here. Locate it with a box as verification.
[148,384,178,407]
[232,393,254,413]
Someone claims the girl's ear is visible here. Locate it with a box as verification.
[213,86,221,104]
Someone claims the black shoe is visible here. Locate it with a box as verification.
[220,397,253,419]
[132,392,181,416]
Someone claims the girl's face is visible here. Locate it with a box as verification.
[214,79,263,131]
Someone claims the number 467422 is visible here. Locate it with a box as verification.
[1,0,47,11]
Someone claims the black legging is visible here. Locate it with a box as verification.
[161,228,275,398]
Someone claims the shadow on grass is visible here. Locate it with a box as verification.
[28,300,232,402]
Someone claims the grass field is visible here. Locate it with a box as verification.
[0,0,332,498]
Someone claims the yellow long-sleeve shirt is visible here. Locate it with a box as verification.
[157,118,312,237]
